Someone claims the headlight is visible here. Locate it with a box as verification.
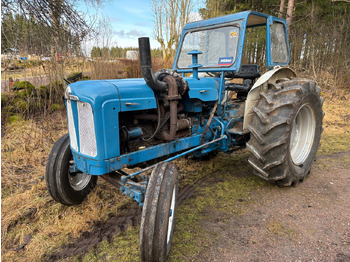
[67,99,78,151]
[65,86,71,100]
[65,85,78,101]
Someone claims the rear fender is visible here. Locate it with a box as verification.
[243,67,296,132]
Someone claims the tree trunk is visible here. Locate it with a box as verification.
[161,42,166,61]
[286,0,294,32]
[279,0,286,18]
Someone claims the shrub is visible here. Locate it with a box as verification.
[7,114,24,123]
[50,103,65,111]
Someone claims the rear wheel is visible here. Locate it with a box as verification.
[45,134,97,205]
[140,162,178,262]
[247,79,324,186]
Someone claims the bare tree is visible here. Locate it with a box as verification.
[152,0,196,61]
[94,15,114,56]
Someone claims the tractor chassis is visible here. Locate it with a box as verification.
[94,134,227,205]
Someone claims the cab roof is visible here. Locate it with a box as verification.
[183,10,280,30]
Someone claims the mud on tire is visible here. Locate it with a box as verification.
[247,78,324,186]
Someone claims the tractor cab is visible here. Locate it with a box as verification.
[173,11,290,97]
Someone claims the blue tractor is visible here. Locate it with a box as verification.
[46,11,324,261]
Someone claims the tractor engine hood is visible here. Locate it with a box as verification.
[66,78,157,112]
[65,78,157,164]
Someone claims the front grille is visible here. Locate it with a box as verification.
[77,101,97,157]
[66,100,97,157]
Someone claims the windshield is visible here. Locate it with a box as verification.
[177,26,240,69]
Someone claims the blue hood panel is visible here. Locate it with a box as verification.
[69,78,157,111]
[69,77,220,109]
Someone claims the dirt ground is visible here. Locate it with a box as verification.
[200,152,350,262]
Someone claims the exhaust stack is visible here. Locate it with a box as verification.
[138,37,168,92]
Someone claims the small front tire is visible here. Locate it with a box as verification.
[45,134,97,205]
[140,162,178,262]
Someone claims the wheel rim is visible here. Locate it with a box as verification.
[68,171,92,191]
[290,104,315,165]
[167,188,176,244]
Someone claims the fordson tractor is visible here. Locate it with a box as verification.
[46,11,324,262]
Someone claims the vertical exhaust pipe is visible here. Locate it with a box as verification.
[138,37,168,92]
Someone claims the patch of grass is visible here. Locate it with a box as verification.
[318,98,350,155]
[318,133,350,156]
[266,220,297,240]
[7,113,24,123]
[169,176,264,261]
[78,227,140,262]
[316,155,350,172]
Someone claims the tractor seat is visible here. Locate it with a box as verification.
[226,64,260,94]
[234,64,260,79]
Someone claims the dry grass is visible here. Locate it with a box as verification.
[298,69,350,99]
[1,111,135,261]
[317,92,350,155]
[1,56,170,83]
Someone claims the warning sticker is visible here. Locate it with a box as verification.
[218,57,234,66]
[230,30,238,38]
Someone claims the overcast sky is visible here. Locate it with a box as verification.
[80,0,204,55]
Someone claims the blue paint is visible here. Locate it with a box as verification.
[266,16,290,68]
[67,78,157,161]
[127,127,143,140]
[72,134,202,175]
[188,50,203,79]
[120,181,147,205]
[185,77,220,102]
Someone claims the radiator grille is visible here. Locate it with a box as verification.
[77,101,97,157]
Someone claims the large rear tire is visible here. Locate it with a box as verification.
[140,162,178,262]
[247,79,324,186]
[45,134,97,205]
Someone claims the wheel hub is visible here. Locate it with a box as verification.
[290,104,316,165]
[68,171,92,191]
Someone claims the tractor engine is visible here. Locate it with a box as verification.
[119,38,194,154]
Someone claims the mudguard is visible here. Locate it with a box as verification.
[243,67,296,132]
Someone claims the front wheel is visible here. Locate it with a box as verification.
[140,162,178,262]
[247,79,324,186]
[45,134,97,205]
